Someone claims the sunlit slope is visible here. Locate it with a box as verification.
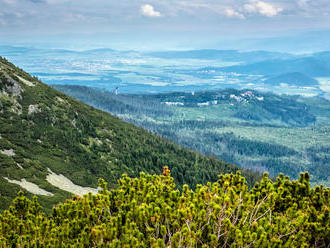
[0,57,260,211]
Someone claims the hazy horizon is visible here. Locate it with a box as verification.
[1,0,330,99]
[1,0,330,52]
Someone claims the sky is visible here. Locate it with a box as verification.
[0,0,330,50]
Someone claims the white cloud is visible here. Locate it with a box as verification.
[244,0,283,17]
[225,8,245,19]
[1,0,330,38]
[141,4,161,17]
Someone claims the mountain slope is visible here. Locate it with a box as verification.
[0,57,260,211]
[56,86,317,127]
[145,49,292,63]
[52,85,330,185]
[213,57,330,77]
[263,72,318,86]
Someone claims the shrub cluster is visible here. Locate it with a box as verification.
[0,168,329,247]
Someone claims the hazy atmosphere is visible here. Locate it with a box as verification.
[1,0,330,51]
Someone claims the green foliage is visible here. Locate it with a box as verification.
[0,170,329,247]
[54,85,330,185]
[0,56,260,211]
[200,132,298,157]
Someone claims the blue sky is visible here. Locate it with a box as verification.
[0,0,330,50]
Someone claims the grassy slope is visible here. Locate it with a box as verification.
[0,57,260,211]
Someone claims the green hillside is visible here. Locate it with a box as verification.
[0,57,260,211]
[53,85,330,185]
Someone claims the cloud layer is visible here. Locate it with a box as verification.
[141,4,161,17]
[243,0,283,17]
[225,8,245,19]
[0,0,329,39]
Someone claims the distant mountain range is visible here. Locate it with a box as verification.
[263,72,319,86]
[145,49,294,63]
[1,45,329,98]
[145,49,330,80]
[0,46,130,57]
[212,30,330,53]
[194,51,330,78]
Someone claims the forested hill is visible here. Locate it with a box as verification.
[0,57,260,211]
[53,85,330,185]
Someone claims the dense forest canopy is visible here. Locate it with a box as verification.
[54,85,330,186]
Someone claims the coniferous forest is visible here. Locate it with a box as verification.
[54,85,330,186]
